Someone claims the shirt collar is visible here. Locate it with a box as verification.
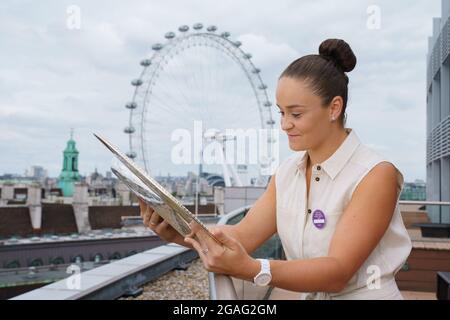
[295,128,361,180]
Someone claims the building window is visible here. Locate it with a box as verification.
[51,257,65,265]
[109,252,122,260]
[29,258,44,267]
[5,260,21,269]
[93,253,103,263]
[72,255,84,264]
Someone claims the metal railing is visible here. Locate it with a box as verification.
[399,200,450,225]
[399,200,450,206]
[208,206,250,300]
[208,205,284,300]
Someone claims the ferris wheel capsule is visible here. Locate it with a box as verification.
[206,25,217,32]
[264,101,272,107]
[233,41,242,47]
[126,151,137,159]
[243,53,252,59]
[152,43,163,51]
[179,25,189,32]
[165,32,176,39]
[221,31,231,38]
[252,68,261,74]
[258,84,268,90]
[266,119,275,125]
[140,59,152,67]
[125,102,137,109]
[131,79,143,86]
[193,23,203,30]
[124,126,135,134]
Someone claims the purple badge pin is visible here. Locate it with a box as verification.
[312,209,326,229]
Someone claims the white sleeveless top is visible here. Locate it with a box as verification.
[275,128,412,300]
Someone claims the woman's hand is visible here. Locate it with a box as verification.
[138,198,181,243]
[184,221,260,281]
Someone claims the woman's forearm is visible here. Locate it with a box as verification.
[243,256,347,293]
[272,257,347,293]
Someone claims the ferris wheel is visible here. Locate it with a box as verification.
[124,23,277,187]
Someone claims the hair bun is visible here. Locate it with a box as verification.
[319,39,356,73]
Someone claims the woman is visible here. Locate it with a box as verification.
[139,38,412,300]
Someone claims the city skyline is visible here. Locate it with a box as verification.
[0,0,443,182]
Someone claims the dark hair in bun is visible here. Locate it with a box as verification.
[280,39,357,126]
[319,39,356,73]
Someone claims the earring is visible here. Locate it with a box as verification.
[331,117,335,121]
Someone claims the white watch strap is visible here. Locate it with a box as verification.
[253,258,272,286]
[258,258,271,274]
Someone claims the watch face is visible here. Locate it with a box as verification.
[256,273,272,286]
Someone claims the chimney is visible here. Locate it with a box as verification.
[27,183,42,229]
[115,180,131,205]
[0,183,14,206]
[73,182,91,232]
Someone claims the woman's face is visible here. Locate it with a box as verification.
[275,77,333,152]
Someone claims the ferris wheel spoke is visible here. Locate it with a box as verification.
[198,43,215,124]
[208,44,227,126]
[158,56,198,113]
[205,45,216,127]
[194,39,208,124]
[216,49,244,123]
[152,64,190,110]
[141,80,189,119]
[147,92,193,124]
[211,49,232,119]
[194,42,211,125]
[173,47,205,114]
[153,75,195,117]
[156,47,200,114]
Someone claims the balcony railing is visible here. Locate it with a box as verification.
[208,205,288,300]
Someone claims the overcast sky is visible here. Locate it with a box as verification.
[0,0,443,182]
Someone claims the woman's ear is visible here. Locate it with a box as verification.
[329,96,344,121]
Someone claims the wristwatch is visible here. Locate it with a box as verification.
[253,259,272,286]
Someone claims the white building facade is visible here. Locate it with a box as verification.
[427,0,450,223]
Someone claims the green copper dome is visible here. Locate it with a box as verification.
[58,132,81,196]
